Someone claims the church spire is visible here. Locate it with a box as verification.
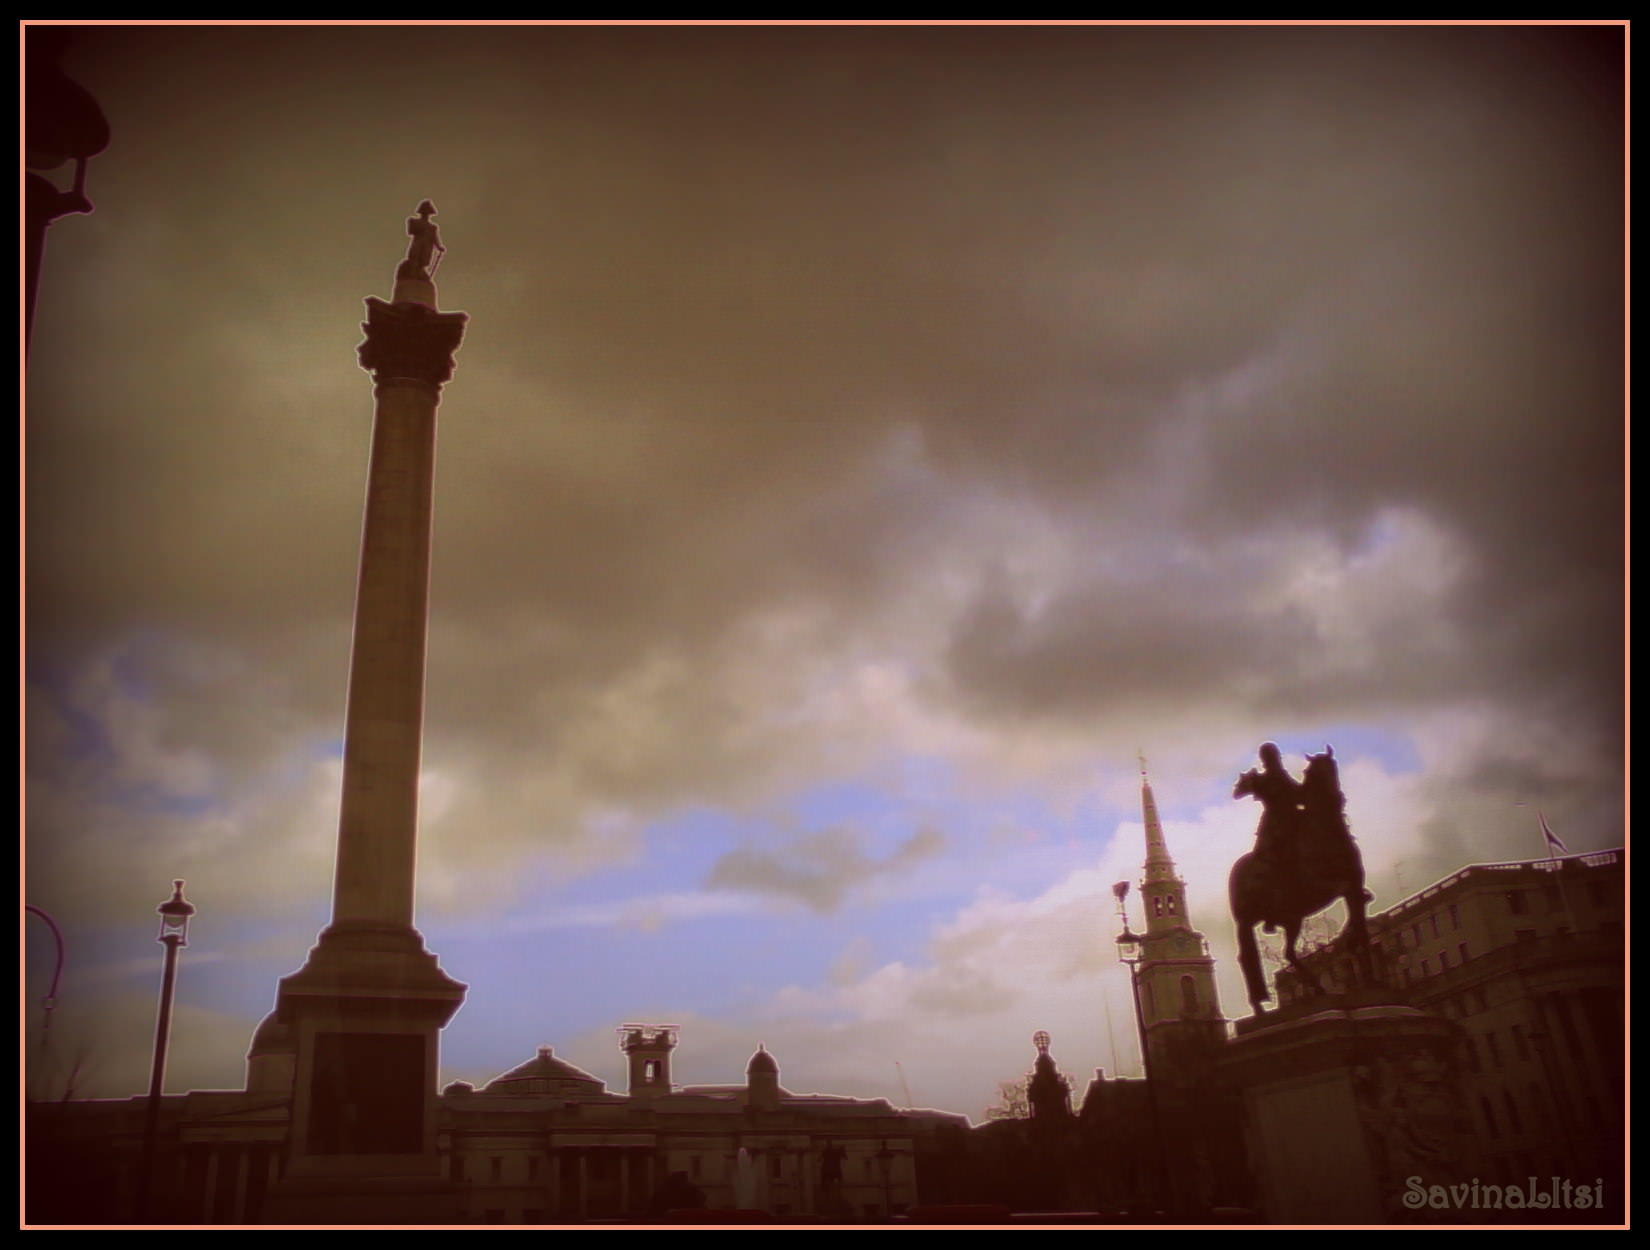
[1139,751,1177,883]
[1137,754,1189,936]
[1127,756,1228,1088]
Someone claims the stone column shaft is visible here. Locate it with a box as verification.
[325,295,466,935]
[333,377,438,929]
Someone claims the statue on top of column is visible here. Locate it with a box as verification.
[397,200,444,283]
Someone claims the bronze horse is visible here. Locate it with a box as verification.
[1229,745,1372,1013]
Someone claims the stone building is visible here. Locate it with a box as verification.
[1275,846,1625,1202]
[29,1024,966,1224]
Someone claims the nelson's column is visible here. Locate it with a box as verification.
[264,203,468,1222]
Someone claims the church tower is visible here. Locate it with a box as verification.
[1133,760,1226,1082]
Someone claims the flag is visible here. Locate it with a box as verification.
[1538,811,1569,856]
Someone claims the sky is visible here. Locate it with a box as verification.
[24,22,1625,1123]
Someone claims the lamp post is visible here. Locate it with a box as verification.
[137,880,195,1222]
[24,904,67,1099]
[24,28,109,353]
[1112,880,1173,1219]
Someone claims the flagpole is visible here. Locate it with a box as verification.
[1521,804,1579,935]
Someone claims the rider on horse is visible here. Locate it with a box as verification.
[1235,742,1305,903]
[1229,741,1373,1013]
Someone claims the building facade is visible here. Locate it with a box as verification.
[1276,847,1625,1197]
[29,1026,966,1225]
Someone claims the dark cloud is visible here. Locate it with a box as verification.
[26,25,1624,936]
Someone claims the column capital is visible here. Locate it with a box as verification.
[357,297,468,389]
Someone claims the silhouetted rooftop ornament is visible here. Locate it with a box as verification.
[1027,1030,1072,1121]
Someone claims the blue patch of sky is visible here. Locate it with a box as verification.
[435,759,1146,1070]
[113,782,223,816]
[27,669,118,771]
[437,904,857,1067]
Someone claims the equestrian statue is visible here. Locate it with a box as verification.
[1229,742,1373,1014]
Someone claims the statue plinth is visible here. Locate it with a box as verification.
[1218,995,1475,1223]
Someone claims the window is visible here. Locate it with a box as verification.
[1166,895,1177,915]
[1153,896,1164,917]
[770,1153,783,1179]
[1420,959,1431,977]
[1430,914,1440,939]
[490,1156,503,1183]
[1439,950,1452,971]
[1458,942,1470,963]
[1412,923,1423,945]
[1449,903,1460,930]
[1485,1031,1503,1068]
[1511,1024,1529,1061]
[1543,884,1562,913]
[1507,891,1528,915]
[1180,975,1199,1015]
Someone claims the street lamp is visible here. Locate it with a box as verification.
[138,880,195,1221]
[24,904,67,1099]
[1112,880,1172,1218]
[24,28,110,351]
[1111,882,1147,1062]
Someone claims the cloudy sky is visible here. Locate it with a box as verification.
[25,23,1623,1121]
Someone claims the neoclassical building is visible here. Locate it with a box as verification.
[30,1023,967,1224]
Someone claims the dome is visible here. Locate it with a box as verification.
[746,1045,779,1076]
[482,1045,605,1097]
[247,1011,293,1056]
